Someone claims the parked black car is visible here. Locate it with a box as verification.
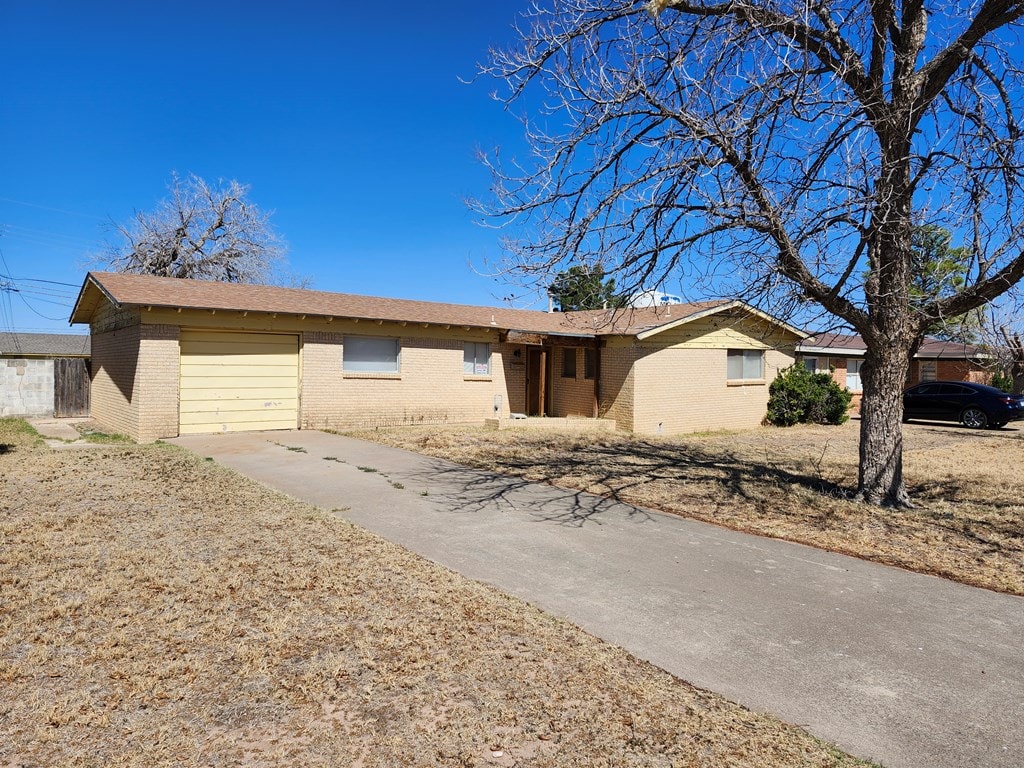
[903,381,1024,429]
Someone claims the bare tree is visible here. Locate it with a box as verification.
[477,0,1024,506]
[104,173,287,284]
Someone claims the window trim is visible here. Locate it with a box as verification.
[343,335,400,375]
[726,349,765,383]
[463,342,491,377]
[846,358,863,392]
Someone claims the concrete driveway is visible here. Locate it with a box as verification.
[170,429,1024,768]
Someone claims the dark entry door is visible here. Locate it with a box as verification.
[526,348,547,416]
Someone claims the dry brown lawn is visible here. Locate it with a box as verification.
[0,418,872,768]
[348,420,1024,596]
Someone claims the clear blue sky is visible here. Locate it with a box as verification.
[0,1,535,333]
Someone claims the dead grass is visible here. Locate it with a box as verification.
[347,420,1024,596]
[0,417,873,767]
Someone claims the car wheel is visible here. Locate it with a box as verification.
[961,407,988,429]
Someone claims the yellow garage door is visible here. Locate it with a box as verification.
[179,331,299,434]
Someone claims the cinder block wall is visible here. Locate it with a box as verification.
[632,347,793,434]
[0,358,54,417]
[300,332,516,430]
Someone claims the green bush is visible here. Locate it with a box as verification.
[766,364,853,426]
[990,370,1014,393]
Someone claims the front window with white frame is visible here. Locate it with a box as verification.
[846,358,863,392]
[343,336,400,373]
[463,342,491,376]
[727,349,764,381]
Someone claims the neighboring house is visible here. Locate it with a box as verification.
[797,333,991,398]
[69,272,803,442]
[0,332,91,417]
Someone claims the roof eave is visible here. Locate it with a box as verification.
[635,300,804,341]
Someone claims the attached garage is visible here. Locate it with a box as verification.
[179,330,299,434]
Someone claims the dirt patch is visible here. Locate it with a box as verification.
[347,420,1024,595]
[0,418,872,767]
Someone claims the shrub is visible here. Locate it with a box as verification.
[990,370,1014,393]
[766,364,853,426]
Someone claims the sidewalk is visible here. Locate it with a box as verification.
[170,429,1024,768]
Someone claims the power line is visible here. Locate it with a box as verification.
[16,290,69,321]
[0,273,79,287]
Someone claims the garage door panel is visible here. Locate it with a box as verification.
[179,398,299,414]
[179,386,299,401]
[180,344,297,357]
[179,331,299,434]
[181,408,300,425]
[178,368,299,385]
[179,417,298,435]
[180,354,299,368]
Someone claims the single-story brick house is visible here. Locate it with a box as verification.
[796,332,992,397]
[69,272,803,442]
[0,332,91,417]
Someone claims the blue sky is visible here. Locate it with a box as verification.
[0,1,535,333]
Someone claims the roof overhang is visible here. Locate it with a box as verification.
[634,300,804,341]
[69,273,120,325]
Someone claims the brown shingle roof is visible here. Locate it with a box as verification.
[71,272,737,337]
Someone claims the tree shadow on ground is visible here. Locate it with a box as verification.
[406,460,654,527]
[406,438,850,528]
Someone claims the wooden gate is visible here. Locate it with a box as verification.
[53,358,90,417]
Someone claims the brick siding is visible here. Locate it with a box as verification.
[632,347,793,434]
[300,333,516,430]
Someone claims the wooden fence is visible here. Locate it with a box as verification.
[54,358,90,418]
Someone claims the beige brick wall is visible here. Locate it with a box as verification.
[598,345,641,431]
[136,324,180,442]
[300,332,517,430]
[632,347,794,434]
[550,346,597,417]
[89,324,143,439]
[92,301,140,334]
[88,323,180,442]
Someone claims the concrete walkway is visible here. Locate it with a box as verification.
[27,417,97,448]
[170,429,1024,768]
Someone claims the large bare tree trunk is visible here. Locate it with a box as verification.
[856,343,913,506]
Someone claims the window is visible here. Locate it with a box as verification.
[919,361,937,383]
[463,342,491,376]
[584,348,596,380]
[343,336,399,373]
[803,356,818,373]
[846,358,863,392]
[727,349,764,381]
[561,347,577,379]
